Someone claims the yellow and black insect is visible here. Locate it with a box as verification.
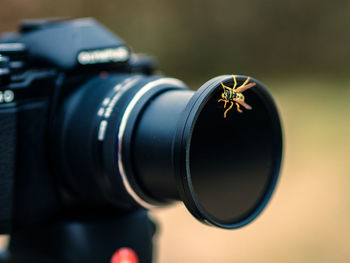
[218,75,256,118]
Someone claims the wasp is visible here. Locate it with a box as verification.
[218,75,256,118]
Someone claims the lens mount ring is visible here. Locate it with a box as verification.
[174,75,283,229]
[118,77,189,209]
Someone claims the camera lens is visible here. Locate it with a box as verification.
[53,74,282,229]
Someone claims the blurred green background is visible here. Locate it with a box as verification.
[1,0,350,262]
[2,0,350,82]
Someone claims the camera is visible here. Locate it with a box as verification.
[0,18,282,262]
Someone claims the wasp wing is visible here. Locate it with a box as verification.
[233,98,252,110]
[235,82,256,93]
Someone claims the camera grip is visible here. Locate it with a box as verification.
[0,108,16,233]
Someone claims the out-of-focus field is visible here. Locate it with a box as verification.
[150,77,350,263]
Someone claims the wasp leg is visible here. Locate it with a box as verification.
[232,75,237,90]
[236,102,243,113]
[224,101,234,118]
[218,99,228,108]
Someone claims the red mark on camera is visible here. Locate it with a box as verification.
[111,247,139,263]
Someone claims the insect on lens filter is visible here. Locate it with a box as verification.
[131,75,283,228]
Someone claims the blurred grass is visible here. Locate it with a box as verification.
[150,77,350,263]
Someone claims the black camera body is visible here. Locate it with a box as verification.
[0,18,156,233]
[0,18,283,263]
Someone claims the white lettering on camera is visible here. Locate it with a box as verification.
[0,90,14,103]
[77,47,130,65]
[98,120,108,141]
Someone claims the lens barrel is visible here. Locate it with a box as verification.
[54,74,282,229]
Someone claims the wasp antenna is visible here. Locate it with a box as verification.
[221,82,232,91]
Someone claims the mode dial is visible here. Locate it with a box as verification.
[0,55,10,86]
[0,43,27,73]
